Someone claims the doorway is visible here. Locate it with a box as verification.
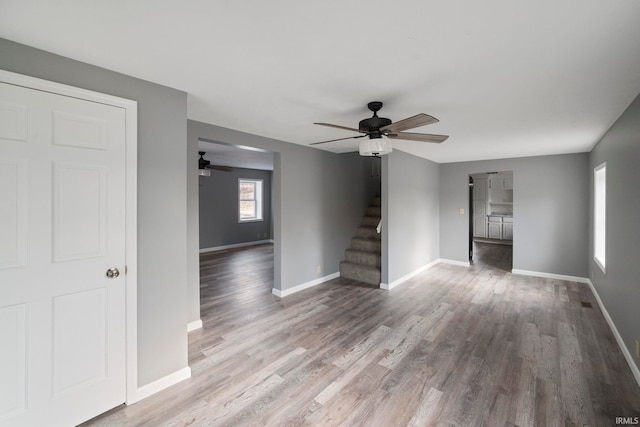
[197,140,274,253]
[196,140,276,297]
[469,171,513,271]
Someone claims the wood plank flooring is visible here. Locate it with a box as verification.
[85,243,640,426]
[472,241,512,272]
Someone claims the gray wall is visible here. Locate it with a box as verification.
[199,167,273,249]
[188,120,373,299]
[362,156,382,202]
[187,135,200,326]
[0,39,189,387]
[589,92,640,373]
[382,150,440,284]
[440,153,590,277]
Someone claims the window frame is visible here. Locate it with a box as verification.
[238,178,264,223]
[593,162,606,273]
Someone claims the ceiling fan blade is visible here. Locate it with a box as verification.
[314,122,366,134]
[380,113,439,133]
[205,165,234,172]
[310,134,368,145]
[387,132,449,143]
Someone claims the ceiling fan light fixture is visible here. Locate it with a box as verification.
[198,169,211,177]
[359,135,393,157]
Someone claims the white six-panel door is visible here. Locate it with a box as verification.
[0,80,127,426]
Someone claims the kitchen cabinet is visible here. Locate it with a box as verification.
[486,215,513,241]
[488,222,502,239]
[474,201,487,216]
[502,177,513,190]
[473,178,488,201]
[503,223,513,240]
[472,177,488,238]
[474,216,487,238]
[489,174,513,204]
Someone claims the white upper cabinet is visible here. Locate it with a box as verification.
[488,173,513,208]
[473,177,488,201]
[502,176,513,190]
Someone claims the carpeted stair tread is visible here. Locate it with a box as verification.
[366,206,381,217]
[351,237,382,252]
[339,197,383,286]
[339,261,381,286]
[356,226,381,240]
[345,248,381,267]
[361,215,381,227]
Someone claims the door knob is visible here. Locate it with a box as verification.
[106,267,120,278]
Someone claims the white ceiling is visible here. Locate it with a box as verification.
[198,140,274,171]
[2,1,640,163]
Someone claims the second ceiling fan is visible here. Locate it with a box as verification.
[311,101,448,156]
[198,151,233,173]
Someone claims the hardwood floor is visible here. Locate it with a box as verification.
[85,243,640,426]
[472,241,512,271]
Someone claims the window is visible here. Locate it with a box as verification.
[239,179,263,222]
[594,162,606,273]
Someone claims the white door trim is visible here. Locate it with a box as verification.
[0,69,139,405]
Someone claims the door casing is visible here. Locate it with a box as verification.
[0,69,140,404]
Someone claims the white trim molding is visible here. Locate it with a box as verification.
[380,259,442,290]
[200,239,273,253]
[272,272,339,298]
[438,258,472,268]
[128,367,191,404]
[511,269,590,283]
[586,280,640,388]
[187,319,203,332]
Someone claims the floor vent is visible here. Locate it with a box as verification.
[581,301,593,308]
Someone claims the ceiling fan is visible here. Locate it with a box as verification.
[198,151,233,176]
[311,101,448,156]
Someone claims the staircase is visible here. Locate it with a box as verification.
[339,197,382,286]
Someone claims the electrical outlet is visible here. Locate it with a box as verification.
[636,340,640,358]
[316,265,321,275]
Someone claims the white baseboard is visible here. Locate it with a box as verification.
[187,319,203,332]
[200,239,273,253]
[272,272,339,298]
[511,269,590,283]
[128,366,191,404]
[586,279,640,388]
[511,269,640,388]
[380,259,441,290]
[438,258,471,267]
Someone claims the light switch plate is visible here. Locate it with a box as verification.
[459,208,465,215]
